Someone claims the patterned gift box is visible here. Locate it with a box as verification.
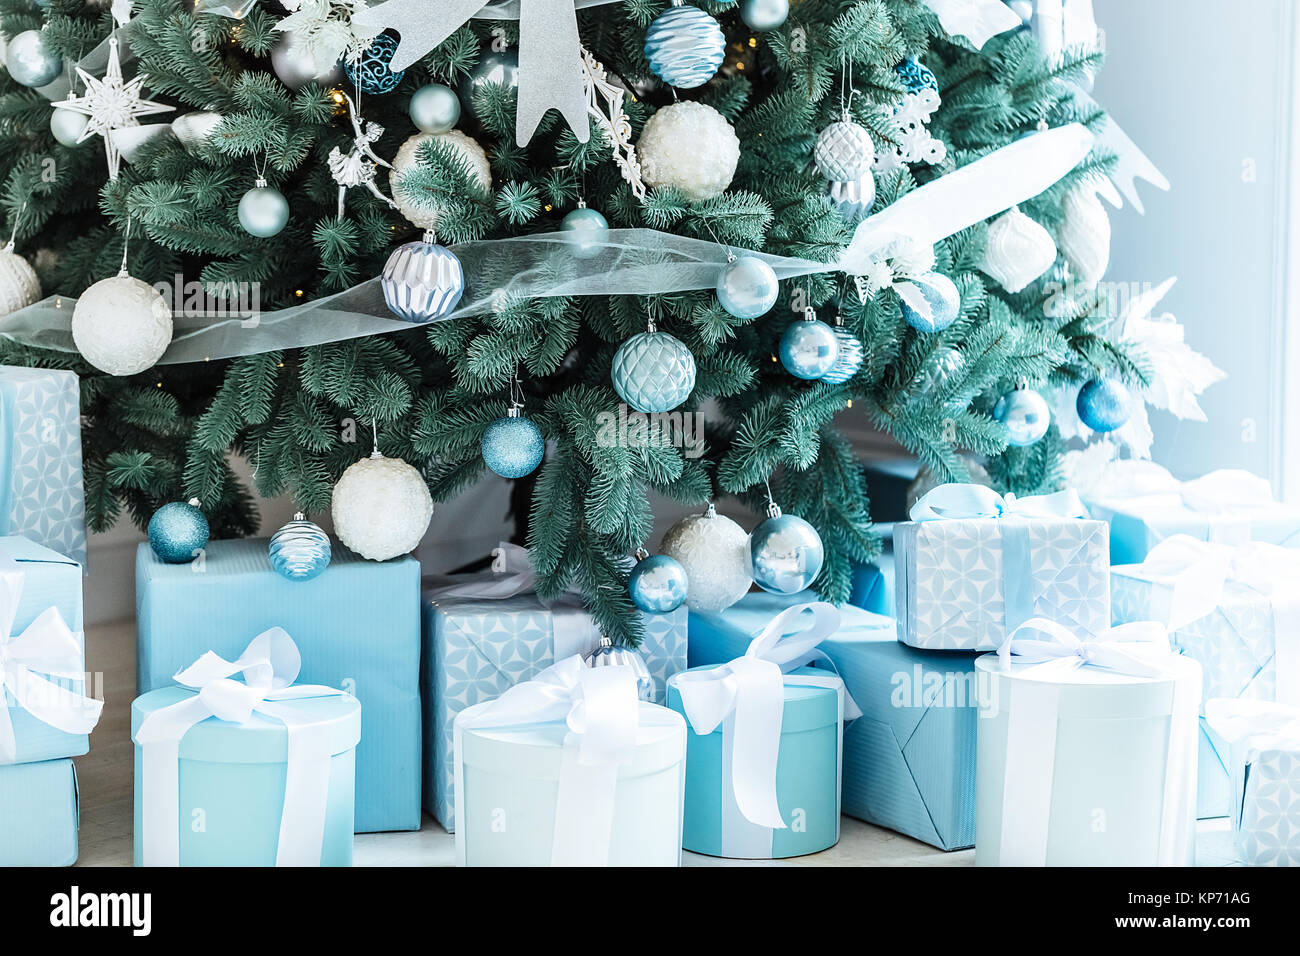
[136,539,421,833]
[0,367,85,567]
[423,587,687,832]
[0,757,79,866]
[895,485,1110,651]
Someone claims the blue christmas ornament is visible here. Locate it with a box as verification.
[481,408,545,478]
[560,204,609,260]
[779,314,839,380]
[895,57,939,94]
[628,551,689,613]
[740,0,789,31]
[409,83,461,134]
[716,254,779,319]
[268,513,332,581]
[381,237,464,322]
[1076,377,1131,433]
[820,323,864,384]
[749,506,824,594]
[148,498,210,564]
[611,328,697,412]
[993,385,1051,446]
[237,180,290,238]
[344,33,405,95]
[643,3,726,89]
[900,271,960,333]
[6,30,62,89]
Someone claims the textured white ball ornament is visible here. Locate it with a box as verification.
[389,130,492,231]
[1057,186,1111,288]
[979,205,1057,294]
[814,116,874,181]
[0,244,41,316]
[659,504,752,612]
[71,273,173,376]
[331,450,434,561]
[637,101,739,202]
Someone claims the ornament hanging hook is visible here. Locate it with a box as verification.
[117,216,133,278]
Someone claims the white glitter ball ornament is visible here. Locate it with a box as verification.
[659,504,752,612]
[71,272,173,376]
[331,449,434,561]
[637,101,739,202]
[980,206,1057,294]
[389,130,492,231]
[0,243,41,316]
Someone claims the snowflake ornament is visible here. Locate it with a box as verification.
[873,88,947,174]
[276,0,379,73]
[328,92,398,217]
[581,48,645,200]
[52,37,175,180]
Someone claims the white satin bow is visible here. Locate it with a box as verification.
[997,616,1175,678]
[910,482,1088,522]
[0,562,102,763]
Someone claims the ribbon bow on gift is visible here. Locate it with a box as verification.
[910,482,1088,522]
[671,602,858,838]
[997,616,1176,678]
[0,561,102,764]
[133,628,354,867]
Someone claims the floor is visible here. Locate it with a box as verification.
[75,618,1240,867]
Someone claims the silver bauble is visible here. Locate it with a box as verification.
[380,238,464,322]
[6,30,62,89]
[271,30,344,91]
[748,506,824,595]
[457,48,519,129]
[409,83,461,134]
[50,106,90,147]
[71,273,173,376]
[0,245,41,317]
[237,181,290,238]
[331,450,434,561]
[828,174,875,223]
[586,637,655,702]
[660,504,752,612]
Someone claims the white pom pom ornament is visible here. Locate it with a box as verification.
[637,101,739,202]
[72,270,173,376]
[659,504,752,612]
[331,446,434,561]
[389,130,492,231]
[0,241,41,316]
[979,206,1057,294]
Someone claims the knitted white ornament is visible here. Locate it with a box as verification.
[1058,185,1111,287]
[331,449,433,561]
[659,504,752,612]
[71,272,173,376]
[0,243,41,317]
[389,130,492,231]
[637,101,739,202]
[979,206,1057,293]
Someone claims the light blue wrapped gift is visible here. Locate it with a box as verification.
[423,543,687,831]
[1111,535,1300,818]
[1083,462,1300,565]
[0,367,86,567]
[0,536,100,766]
[136,538,419,833]
[132,629,360,867]
[0,757,79,865]
[669,602,855,859]
[690,590,979,850]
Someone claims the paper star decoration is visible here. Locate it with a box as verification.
[52,37,174,180]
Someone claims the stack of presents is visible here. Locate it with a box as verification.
[4,365,1300,866]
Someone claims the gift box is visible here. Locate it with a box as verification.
[975,618,1201,866]
[454,657,686,866]
[0,536,99,766]
[0,758,79,865]
[423,545,687,831]
[895,484,1110,651]
[0,367,86,567]
[132,629,360,866]
[690,590,979,850]
[668,602,851,859]
[1082,462,1300,565]
[136,538,419,833]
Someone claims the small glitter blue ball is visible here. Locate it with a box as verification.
[716,255,780,320]
[268,513,332,581]
[1076,377,1131,433]
[780,318,839,379]
[993,387,1051,446]
[560,206,609,260]
[344,33,406,95]
[481,412,545,478]
[749,511,824,594]
[900,271,961,333]
[628,553,690,613]
[148,498,210,564]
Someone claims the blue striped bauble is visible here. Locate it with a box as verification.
[644,4,726,89]
[381,239,464,322]
[820,326,864,384]
[269,513,332,581]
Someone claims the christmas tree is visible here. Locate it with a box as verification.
[0,0,1142,643]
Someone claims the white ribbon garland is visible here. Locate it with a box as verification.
[0,561,102,764]
[921,0,1023,49]
[132,627,354,867]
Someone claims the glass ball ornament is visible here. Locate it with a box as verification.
[740,0,789,31]
[381,237,464,322]
[50,106,90,148]
[611,329,696,413]
[780,314,839,380]
[814,115,875,181]
[643,3,726,89]
[331,449,434,561]
[271,29,344,90]
[716,254,779,320]
[343,32,405,95]
[0,243,41,317]
[586,637,655,702]
[237,180,290,239]
[828,174,875,223]
[637,100,739,202]
[409,83,461,134]
[659,504,753,612]
[628,551,689,614]
[900,271,961,333]
[6,30,62,89]
[268,512,332,581]
[980,206,1056,294]
[456,48,519,130]
[993,385,1051,446]
[749,505,824,595]
[481,408,545,479]
[820,323,864,385]
[560,204,609,260]
[148,498,210,564]
[390,130,492,231]
[71,273,173,376]
[1076,377,1131,433]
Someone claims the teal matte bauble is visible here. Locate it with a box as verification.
[740,0,789,31]
[237,182,290,238]
[409,83,461,134]
[50,106,89,148]
[716,255,779,320]
[993,386,1051,446]
[611,330,696,413]
[560,206,609,260]
[779,317,839,380]
[148,498,210,564]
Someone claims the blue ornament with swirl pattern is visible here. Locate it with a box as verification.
[269,513,332,581]
[820,324,864,384]
[644,3,726,89]
[895,57,939,94]
[148,498,210,564]
[344,33,405,95]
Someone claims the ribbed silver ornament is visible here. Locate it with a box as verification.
[820,324,864,384]
[381,238,465,323]
[828,174,876,223]
[585,636,656,701]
